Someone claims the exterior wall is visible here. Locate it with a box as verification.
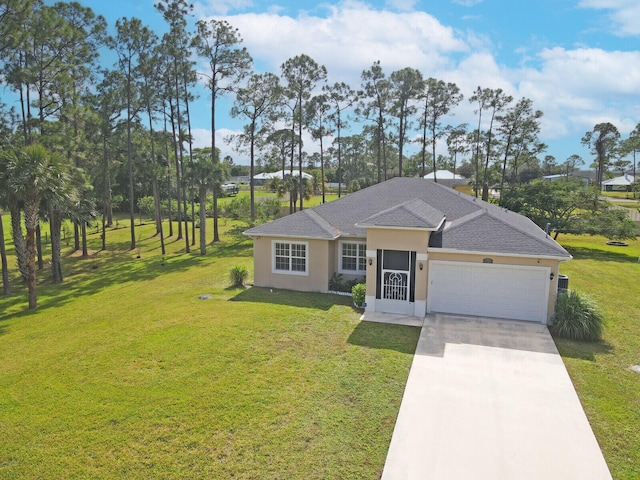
[251,237,331,292]
[251,233,563,323]
[427,251,562,323]
[364,228,431,317]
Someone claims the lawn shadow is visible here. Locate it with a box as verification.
[552,336,614,362]
[347,320,420,355]
[565,246,639,264]
[230,286,350,311]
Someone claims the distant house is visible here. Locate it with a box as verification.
[423,169,466,181]
[601,174,635,192]
[253,170,313,186]
[423,170,467,189]
[244,178,571,324]
[230,175,250,184]
[542,173,591,185]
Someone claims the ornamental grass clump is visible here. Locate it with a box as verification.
[551,290,603,341]
[351,282,366,308]
[229,265,249,287]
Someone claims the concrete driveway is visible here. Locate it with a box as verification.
[380,313,612,480]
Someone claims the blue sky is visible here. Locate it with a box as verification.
[43,0,639,167]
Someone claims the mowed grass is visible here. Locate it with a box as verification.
[0,216,419,479]
[557,234,640,480]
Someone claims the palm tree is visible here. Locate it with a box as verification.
[0,144,70,309]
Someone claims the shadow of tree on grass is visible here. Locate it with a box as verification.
[230,286,351,311]
[564,246,638,264]
[347,320,420,355]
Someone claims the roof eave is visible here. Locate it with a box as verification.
[243,232,339,241]
[355,224,440,232]
[427,247,572,261]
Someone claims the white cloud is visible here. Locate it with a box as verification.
[512,47,640,138]
[211,3,468,84]
[578,0,640,36]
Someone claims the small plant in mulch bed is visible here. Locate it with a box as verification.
[550,289,604,341]
[229,265,249,287]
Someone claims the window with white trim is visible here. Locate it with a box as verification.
[273,241,308,275]
[339,241,367,273]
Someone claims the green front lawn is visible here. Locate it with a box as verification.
[0,217,419,479]
[557,234,640,480]
[1,214,639,478]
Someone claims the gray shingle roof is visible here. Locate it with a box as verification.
[357,199,445,229]
[244,177,571,258]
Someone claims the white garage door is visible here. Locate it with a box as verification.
[427,261,550,323]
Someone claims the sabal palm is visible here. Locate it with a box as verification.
[1,144,70,309]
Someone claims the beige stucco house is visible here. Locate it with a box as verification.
[244,178,572,324]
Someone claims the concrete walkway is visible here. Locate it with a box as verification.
[379,313,612,480]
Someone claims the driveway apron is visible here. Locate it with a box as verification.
[381,313,612,480]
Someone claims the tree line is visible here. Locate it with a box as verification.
[1,0,639,308]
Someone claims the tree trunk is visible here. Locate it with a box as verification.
[127,67,136,251]
[24,200,39,310]
[81,223,88,257]
[103,138,114,227]
[298,94,304,211]
[169,99,183,240]
[199,185,207,255]
[36,224,43,270]
[398,106,405,177]
[173,71,189,252]
[50,207,63,283]
[0,213,10,295]
[74,223,80,252]
[10,203,28,281]
[320,134,326,204]
[250,129,256,220]
[26,226,37,309]
[164,105,174,238]
[183,77,196,247]
[210,79,220,244]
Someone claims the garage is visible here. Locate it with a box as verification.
[427,261,550,323]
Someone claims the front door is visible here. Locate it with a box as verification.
[377,250,414,315]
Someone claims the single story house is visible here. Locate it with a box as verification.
[244,178,572,324]
[542,173,591,185]
[253,170,313,186]
[423,169,467,189]
[601,174,635,192]
[423,169,466,181]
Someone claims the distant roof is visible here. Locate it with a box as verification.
[602,174,635,186]
[254,171,313,180]
[423,169,466,180]
[244,177,570,258]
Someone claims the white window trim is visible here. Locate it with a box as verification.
[338,240,367,274]
[271,240,309,276]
